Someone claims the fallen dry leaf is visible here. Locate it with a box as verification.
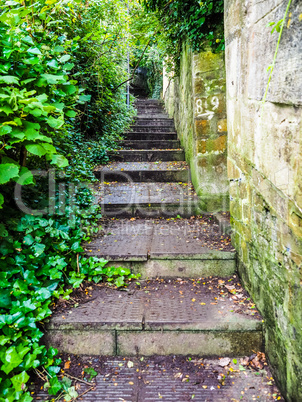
[64,361,71,369]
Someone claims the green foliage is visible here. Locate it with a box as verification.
[0,0,135,206]
[0,0,139,400]
[0,0,78,203]
[141,0,224,74]
[83,367,98,382]
[137,45,164,99]
[0,202,140,402]
[129,4,164,97]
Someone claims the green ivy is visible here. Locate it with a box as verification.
[0,202,139,401]
[141,0,224,74]
[0,0,139,400]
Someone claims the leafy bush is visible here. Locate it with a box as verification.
[141,0,224,74]
[0,0,138,400]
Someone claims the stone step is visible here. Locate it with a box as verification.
[135,99,162,104]
[136,107,164,113]
[95,182,202,218]
[134,119,174,126]
[137,113,169,119]
[125,132,177,141]
[94,161,190,182]
[111,149,185,162]
[129,126,176,133]
[45,277,263,357]
[135,103,162,107]
[84,217,235,278]
[121,140,181,149]
[33,355,283,401]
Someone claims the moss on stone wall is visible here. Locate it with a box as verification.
[225,0,302,397]
[229,155,302,400]
[163,42,229,212]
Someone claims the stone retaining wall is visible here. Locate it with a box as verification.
[163,44,229,212]
[225,0,302,400]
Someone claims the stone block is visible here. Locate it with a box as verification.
[230,199,242,221]
[197,138,207,154]
[193,51,225,75]
[217,118,228,132]
[242,202,251,223]
[117,330,263,357]
[194,79,205,95]
[44,330,115,355]
[132,258,236,279]
[229,181,238,198]
[227,158,241,180]
[197,136,227,155]
[195,120,210,137]
[238,182,247,199]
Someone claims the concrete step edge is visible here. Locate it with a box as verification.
[98,251,236,261]
[45,329,264,357]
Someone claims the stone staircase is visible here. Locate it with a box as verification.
[40,96,283,401]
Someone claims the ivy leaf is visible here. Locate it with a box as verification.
[27,47,42,55]
[61,376,72,391]
[114,276,125,287]
[0,346,23,374]
[65,386,78,399]
[0,289,12,308]
[22,35,34,45]
[47,59,59,69]
[53,45,65,53]
[63,62,75,71]
[11,371,30,392]
[78,94,91,103]
[83,367,98,381]
[32,243,46,257]
[48,376,62,395]
[0,335,11,346]
[71,241,83,252]
[23,57,40,65]
[36,288,52,301]
[0,163,20,184]
[65,110,77,117]
[23,234,34,246]
[59,55,71,63]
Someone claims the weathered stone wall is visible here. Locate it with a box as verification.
[225,0,302,400]
[163,43,229,212]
